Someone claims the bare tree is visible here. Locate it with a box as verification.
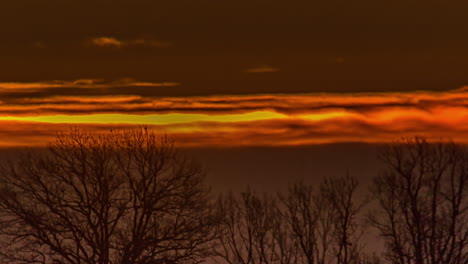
[278,181,331,264]
[214,175,368,264]
[280,176,367,264]
[321,174,367,264]
[213,189,299,264]
[0,127,215,264]
[370,137,468,264]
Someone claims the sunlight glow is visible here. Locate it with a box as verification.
[0,111,287,125]
[3,88,468,147]
[297,111,357,121]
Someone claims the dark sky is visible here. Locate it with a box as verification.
[1,1,466,194]
[0,144,382,192]
[184,144,381,192]
[1,0,468,95]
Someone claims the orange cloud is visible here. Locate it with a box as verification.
[2,85,468,147]
[90,37,123,47]
[0,79,179,92]
[89,37,171,48]
[245,65,279,73]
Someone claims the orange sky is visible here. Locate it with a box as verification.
[1,1,467,147]
[1,80,468,147]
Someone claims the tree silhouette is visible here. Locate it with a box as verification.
[280,176,369,264]
[279,181,331,264]
[213,189,298,264]
[2,131,466,264]
[214,176,372,264]
[370,137,468,264]
[320,175,368,264]
[0,127,215,264]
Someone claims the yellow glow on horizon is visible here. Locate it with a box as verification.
[0,111,287,125]
[4,87,468,147]
[297,111,357,121]
[0,110,368,126]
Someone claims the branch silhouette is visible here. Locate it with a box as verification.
[370,137,468,264]
[0,132,466,264]
[0,127,215,264]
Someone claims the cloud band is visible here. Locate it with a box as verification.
[1,80,468,147]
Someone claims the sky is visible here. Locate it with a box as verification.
[1,2,465,256]
[1,1,468,183]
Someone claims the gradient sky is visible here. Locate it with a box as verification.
[1,3,464,254]
[1,1,468,152]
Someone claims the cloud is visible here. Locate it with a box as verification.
[245,65,279,73]
[2,83,468,147]
[89,37,171,48]
[0,79,179,91]
[5,88,467,116]
[91,37,123,48]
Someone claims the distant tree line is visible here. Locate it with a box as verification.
[0,128,466,264]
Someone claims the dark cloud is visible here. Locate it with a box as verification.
[0,1,466,94]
